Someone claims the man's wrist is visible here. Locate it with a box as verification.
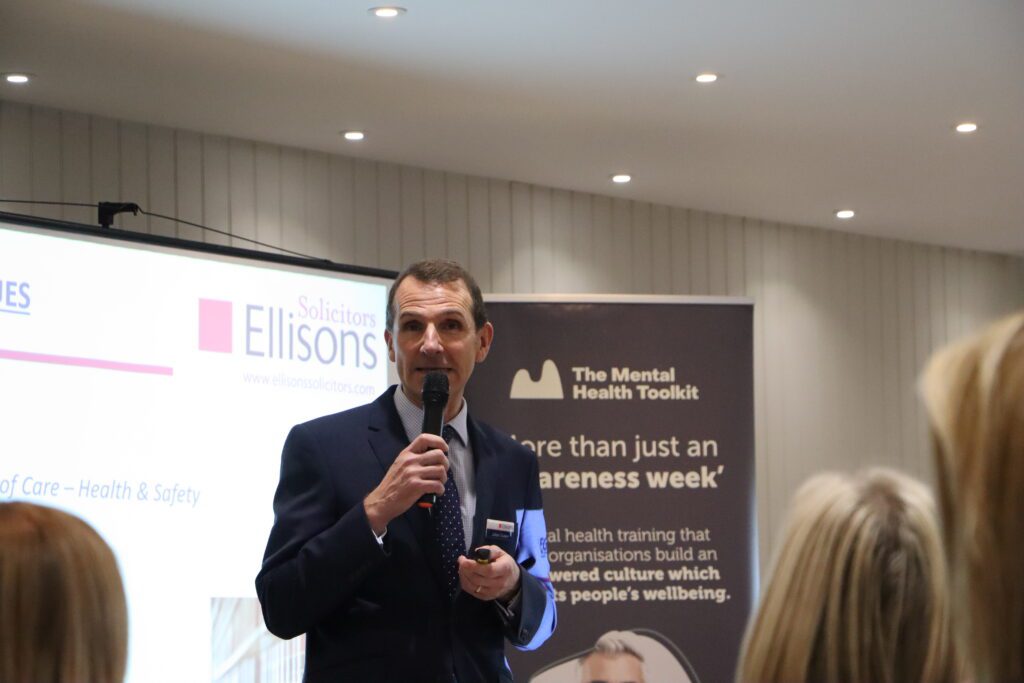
[497,562,522,604]
[495,567,523,624]
[363,497,390,536]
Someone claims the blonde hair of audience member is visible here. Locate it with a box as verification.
[736,468,954,683]
[0,501,128,683]
[921,310,1024,683]
[579,631,646,683]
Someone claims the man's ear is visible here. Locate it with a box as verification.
[475,322,494,363]
[384,329,395,363]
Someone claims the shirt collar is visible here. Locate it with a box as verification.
[392,384,468,445]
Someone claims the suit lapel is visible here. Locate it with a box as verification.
[468,416,498,549]
[366,388,408,472]
[366,388,447,592]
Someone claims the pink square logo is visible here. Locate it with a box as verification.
[198,299,232,353]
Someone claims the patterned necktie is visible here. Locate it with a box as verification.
[433,424,466,599]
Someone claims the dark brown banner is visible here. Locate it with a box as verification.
[467,297,755,683]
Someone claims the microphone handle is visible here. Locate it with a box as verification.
[417,400,445,509]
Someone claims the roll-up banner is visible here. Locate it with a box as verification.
[468,296,756,683]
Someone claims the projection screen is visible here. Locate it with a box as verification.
[0,212,395,682]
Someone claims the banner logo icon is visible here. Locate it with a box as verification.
[510,359,564,399]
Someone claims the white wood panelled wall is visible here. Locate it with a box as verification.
[2,100,1022,565]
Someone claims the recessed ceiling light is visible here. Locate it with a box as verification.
[955,122,978,133]
[611,174,632,184]
[342,130,365,141]
[695,73,719,83]
[3,73,31,84]
[835,209,855,219]
[369,6,405,18]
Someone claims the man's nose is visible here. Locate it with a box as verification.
[421,324,443,353]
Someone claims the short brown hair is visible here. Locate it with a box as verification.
[0,502,128,683]
[386,259,488,332]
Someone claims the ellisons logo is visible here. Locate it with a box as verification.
[198,296,379,369]
[0,279,31,316]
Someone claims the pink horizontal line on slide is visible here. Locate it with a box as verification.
[0,348,173,376]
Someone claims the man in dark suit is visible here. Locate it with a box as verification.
[256,260,556,682]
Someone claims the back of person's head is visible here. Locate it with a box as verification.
[736,468,954,683]
[0,502,127,683]
[921,310,1024,683]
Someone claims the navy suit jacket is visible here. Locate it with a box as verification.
[256,387,556,682]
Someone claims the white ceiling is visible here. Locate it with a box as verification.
[2,0,1022,254]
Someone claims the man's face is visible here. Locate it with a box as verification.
[579,652,645,683]
[385,276,493,419]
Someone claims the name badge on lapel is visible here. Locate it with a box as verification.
[485,518,515,539]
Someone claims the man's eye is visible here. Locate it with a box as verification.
[441,320,463,331]
[402,321,422,331]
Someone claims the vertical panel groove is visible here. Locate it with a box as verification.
[200,135,206,229]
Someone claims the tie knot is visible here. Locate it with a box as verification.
[441,424,457,445]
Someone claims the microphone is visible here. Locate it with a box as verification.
[417,370,449,510]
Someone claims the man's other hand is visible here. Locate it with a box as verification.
[364,433,449,534]
[457,546,521,602]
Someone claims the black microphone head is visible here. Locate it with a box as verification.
[422,371,449,406]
